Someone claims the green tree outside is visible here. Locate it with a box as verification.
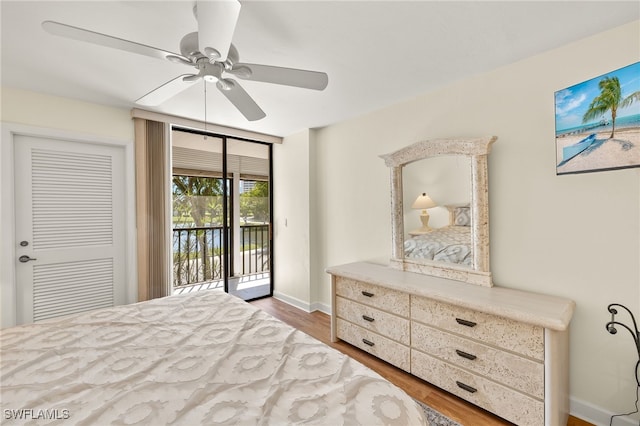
[172,175,225,282]
[240,181,269,224]
[173,176,225,227]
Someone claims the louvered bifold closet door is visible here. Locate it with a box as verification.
[14,136,126,325]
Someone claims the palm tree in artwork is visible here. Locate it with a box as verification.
[583,76,621,139]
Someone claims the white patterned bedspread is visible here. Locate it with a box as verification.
[1,290,427,425]
[404,226,472,266]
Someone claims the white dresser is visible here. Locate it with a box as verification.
[327,262,575,426]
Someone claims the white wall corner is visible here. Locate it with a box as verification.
[271,291,331,316]
[310,301,331,315]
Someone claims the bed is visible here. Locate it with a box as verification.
[1,290,427,425]
[404,205,473,266]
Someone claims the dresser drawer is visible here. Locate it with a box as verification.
[336,318,410,371]
[335,277,409,317]
[411,296,544,360]
[411,349,543,426]
[411,321,543,398]
[336,296,410,345]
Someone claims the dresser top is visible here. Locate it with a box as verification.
[326,262,575,331]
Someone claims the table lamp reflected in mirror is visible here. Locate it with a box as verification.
[411,192,437,234]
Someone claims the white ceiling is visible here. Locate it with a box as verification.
[2,1,638,137]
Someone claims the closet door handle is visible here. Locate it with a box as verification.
[456,381,477,393]
[361,291,374,297]
[362,338,375,347]
[455,318,477,328]
[455,349,477,361]
[362,315,375,322]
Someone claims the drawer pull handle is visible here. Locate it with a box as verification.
[455,349,477,361]
[362,315,375,322]
[362,338,375,347]
[456,381,477,393]
[361,291,375,297]
[455,318,477,328]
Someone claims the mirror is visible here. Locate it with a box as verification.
[380,137,497,287]
[403,156,472,266]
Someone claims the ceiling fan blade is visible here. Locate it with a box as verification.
[42,21,192,64]
[217,79,266,121]
[231,64,329,90]
[135,75,199,106]
[196,0,241,62]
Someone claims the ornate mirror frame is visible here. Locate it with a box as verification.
[380,136,497,287]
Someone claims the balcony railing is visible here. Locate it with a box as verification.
[173,224,270,287]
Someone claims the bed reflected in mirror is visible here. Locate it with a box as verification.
[402,156,472,268]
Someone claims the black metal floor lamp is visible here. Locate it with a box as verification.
[606,303,640,426]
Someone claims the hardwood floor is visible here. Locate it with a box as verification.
[251,296,593,426]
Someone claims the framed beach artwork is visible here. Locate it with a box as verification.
[555,61,640,175]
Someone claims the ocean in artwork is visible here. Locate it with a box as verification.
[555,113,640,138]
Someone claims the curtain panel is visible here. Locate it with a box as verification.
[134,118,171,301]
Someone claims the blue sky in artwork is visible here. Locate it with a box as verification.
[555,62,640,132]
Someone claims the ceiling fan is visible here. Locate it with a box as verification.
[42,0,328,121]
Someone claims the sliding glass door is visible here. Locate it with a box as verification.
[226,138,271,300]
[171,129,272,301]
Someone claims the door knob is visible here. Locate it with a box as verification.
[18,255,37,263]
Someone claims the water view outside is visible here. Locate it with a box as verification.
[172,175,269,286]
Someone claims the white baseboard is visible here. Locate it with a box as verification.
[271,291,331,315]
[571,396,639,426]
[272,291,311,312]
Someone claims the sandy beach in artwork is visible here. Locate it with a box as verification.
[555,127,640,174]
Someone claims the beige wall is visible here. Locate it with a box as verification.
[1,87,134,140]
[272,129,313,309]
[305,21,639,422]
